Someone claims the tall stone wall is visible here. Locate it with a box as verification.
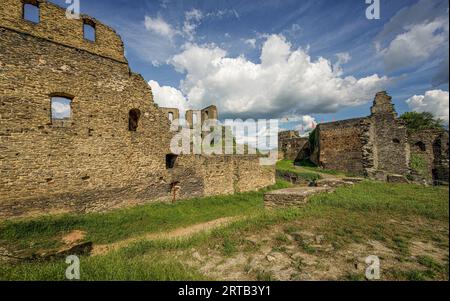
[0,23,174,218]
[314,118,366,175]
[369,92,410,177]
[0,0,126,63]
[0,0,275,219]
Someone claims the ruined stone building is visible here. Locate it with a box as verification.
[286,91,449,185]
[278,130,308,161]
[0,0,275,219]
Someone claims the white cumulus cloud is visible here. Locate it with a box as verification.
[406,89,449,124]
[170,34,388,119]
[149,80,188,115]
[144,15,177,39]
[51,99,71,119]
[380,17,449,72]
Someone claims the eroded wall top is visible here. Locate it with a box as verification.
[0,0,126,63]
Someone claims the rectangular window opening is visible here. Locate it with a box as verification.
[23,3,40,23]
[83,21,96,42]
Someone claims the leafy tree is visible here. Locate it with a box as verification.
[399,112,444,132]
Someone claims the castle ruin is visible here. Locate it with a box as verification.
[279,92,449,185]
[0,0,275,219]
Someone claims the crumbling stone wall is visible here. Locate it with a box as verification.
[186,105,218,128]
[0,0,274,219]
[368,91,410,178]
[164,155,274,199]
[408,130,449,184]
[432,131,449,185]
[160,107,180,123]
[302,92,433,181]
[278,130,308,161]
[313,118,367,175]
[0,0,126,63]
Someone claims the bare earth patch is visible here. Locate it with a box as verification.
[91,216,239,256]
[62,230,86,246]
[181,222,449,281]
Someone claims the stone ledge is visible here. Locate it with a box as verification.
[264,186,334,209]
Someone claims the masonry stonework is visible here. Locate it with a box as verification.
[294,91,448,184]
[278,131,308,161]
[0,0,275,219]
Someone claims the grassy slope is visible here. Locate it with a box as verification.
[0,174,448,280]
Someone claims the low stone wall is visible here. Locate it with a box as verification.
[0,154,275,220]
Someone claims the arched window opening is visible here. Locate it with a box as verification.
[166,154,178,169]
[23,1,40,23]
[204,111,209,119]
[83,19,96,42]
[168,112,174,122]
[414,141,426,152]
[129,109,141,132]
[393,138,400,144]
[51,96,72,125]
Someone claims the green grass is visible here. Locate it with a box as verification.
[308,181,449,220]
[0,180,292,255]
[293,159,343,176]
[410,154,429,177]
[0,252,205,281]
[0,178,448,281]
[276,160,322,181]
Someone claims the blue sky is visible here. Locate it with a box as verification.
[49,0,449,133]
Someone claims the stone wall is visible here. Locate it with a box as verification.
[368,92,410,177]
[408,130,449,184]
[160,107,180,123]
[0,0,126,63]
[279,137,308,161]
[432,131,449,185]
[186,105,219,129]
[300,92,433,181]
[313,118,367,175]
[0,0,275,219]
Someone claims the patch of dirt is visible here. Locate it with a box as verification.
[62,230,86,246]
[91,216,239,256]
[182,222,449,281]
[410,240,448,264]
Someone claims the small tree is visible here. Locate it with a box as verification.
[399,112,444,133]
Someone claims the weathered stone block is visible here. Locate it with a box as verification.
[264,187,333,209]
[387,174,409,184]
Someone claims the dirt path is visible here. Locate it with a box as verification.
[91,216,240,256]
